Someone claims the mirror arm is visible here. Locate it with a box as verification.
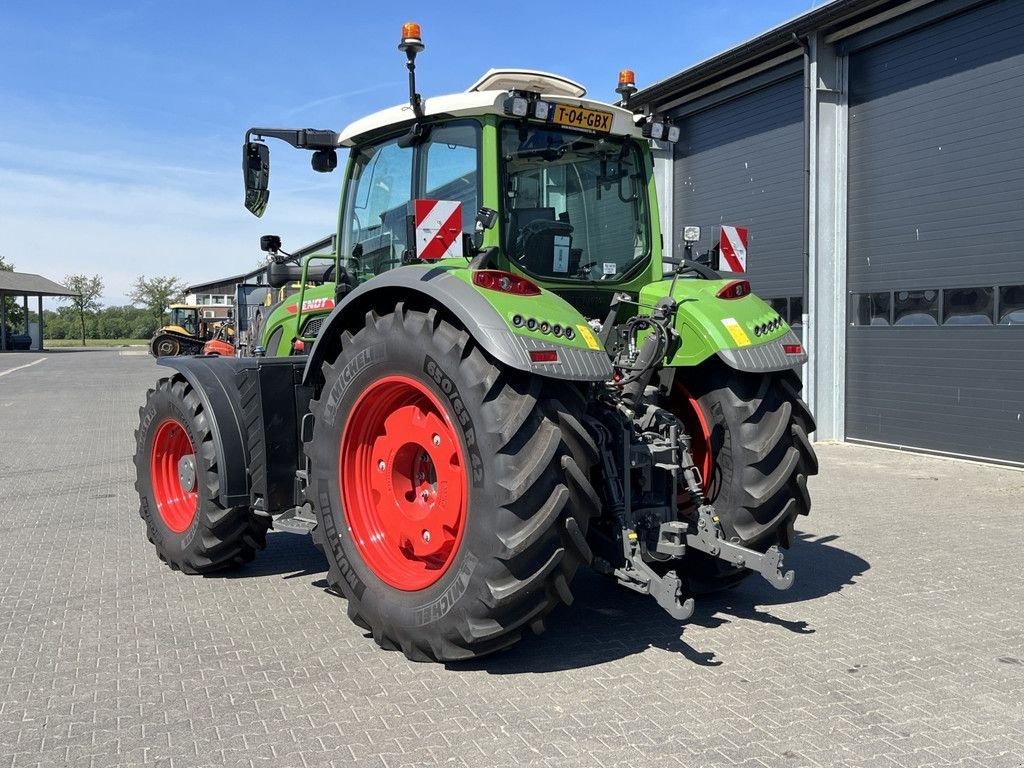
[246,127,340,150]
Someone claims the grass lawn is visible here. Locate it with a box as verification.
[45,338,150,347]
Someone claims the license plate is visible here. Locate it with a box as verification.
[552,104,613,133]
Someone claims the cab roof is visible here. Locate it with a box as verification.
[337,69,641,147]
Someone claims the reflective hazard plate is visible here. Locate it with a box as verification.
[721,317,751,347]
[552,104,613,133]
[576,324,601,350]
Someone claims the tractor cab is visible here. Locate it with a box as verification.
[167,305,200,336]
[241,30,680,320]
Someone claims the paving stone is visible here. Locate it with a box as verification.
[0,349,1022,766]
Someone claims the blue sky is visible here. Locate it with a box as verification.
[0,0,820,306]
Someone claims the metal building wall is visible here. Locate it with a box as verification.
[844,0,1024,464]
[671,75,806,311]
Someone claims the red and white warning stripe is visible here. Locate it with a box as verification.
[719,225,748,273]
[415,199,463,261]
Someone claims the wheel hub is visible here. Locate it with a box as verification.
[340,375,467,591]
[177,454,197,494]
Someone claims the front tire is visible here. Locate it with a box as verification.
[134,376,270,573]
[151,334,180,357]
[306,304,599,662]
[671,360,818,591]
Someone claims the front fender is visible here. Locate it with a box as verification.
[302,266,612,385]
[157,356,253,507]
[158,355,309,512]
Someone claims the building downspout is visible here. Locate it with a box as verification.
[792,32,812,395]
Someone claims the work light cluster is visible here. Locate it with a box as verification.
[753,316,784,337]
[511,314,576,340]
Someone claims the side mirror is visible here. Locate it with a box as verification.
[470,207,498,253]
[243,141,270,217]
[260,234,281,253]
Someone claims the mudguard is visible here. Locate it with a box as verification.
[303,265,613,386]
[639,279,808,373]
[157,355,308,510]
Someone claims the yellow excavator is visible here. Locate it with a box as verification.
[149,304,233,357]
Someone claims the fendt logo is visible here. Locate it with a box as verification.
[286,297,336,314]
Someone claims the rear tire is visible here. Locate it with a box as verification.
[134,376,270,573]
[306,304,598,662]
[671,360,818,592]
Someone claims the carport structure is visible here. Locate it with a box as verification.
[0,271,77,351]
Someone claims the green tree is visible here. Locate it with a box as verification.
[129,275,187,326]
[0,254,22,333]
[59,274,104,345]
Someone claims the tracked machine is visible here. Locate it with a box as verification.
[150,304,233,357]
[134,24,818,661]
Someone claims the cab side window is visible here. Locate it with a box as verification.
[341,120,480,279]
[423,122,480,233]
[346,139,413,274]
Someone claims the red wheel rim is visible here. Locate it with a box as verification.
[150,418,199,533]
[673,382,713,493]
[339,375,468,591]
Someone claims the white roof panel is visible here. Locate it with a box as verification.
[466,69,586,97]
[337,89,640,146]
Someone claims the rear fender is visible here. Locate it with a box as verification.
[639,279,808,373]
[302,266,612,386]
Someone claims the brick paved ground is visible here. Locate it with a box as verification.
[0,349,1021,768]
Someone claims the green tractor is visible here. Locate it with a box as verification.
[243,234,341,357]
[133,24,817,662]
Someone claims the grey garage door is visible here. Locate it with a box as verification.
[672,73,805,325]
[845,0,1024,465]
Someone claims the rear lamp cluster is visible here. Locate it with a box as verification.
[716,279,751,300]
[472,270,541,296]
[641,120,680,143]
[503,95,552,120]
[511,314,576,340]
[754,316,784,337]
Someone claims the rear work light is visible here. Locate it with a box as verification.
[783,343,803,355]
[529,350,558,363]
[503,95,553,121]
[503,95,529,117]
[472,270,541,296]
[716,280,751,300]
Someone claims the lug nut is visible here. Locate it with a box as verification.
[422,530,431,542]
[378,460,386,471]
[432,434,441,446]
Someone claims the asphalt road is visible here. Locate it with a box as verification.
[0,349,1021,767]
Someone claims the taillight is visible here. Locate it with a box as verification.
[783,344,803,355]
[472,270,541,296]
[529,350,558,363]
[716,280,751,300]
